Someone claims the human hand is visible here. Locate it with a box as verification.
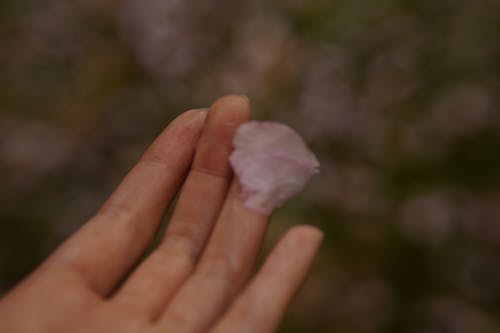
[0,95,323,333]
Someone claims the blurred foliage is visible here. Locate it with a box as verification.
[1,0,500,332]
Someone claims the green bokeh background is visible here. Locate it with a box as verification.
[2,1,500,332]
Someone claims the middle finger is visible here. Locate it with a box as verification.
[155,181,270,333]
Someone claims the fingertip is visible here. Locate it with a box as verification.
[157,108,208,143]
[213,93,250,105]
[191,96,251,176]
[210,94,251,121]
[263,224,323,274]
[285,224,324,246]
[173,108,209,126]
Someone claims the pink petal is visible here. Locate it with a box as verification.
[229,121,319,214]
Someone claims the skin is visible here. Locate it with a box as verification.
[0,95,323,333]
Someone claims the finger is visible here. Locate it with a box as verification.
[112,95,250,318]
[44,109,208,295]
[156,181,270,332]
[211,225,323,333]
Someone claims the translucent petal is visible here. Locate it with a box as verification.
[229,121,319,214]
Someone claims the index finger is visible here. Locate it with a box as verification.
[43,109,207,295]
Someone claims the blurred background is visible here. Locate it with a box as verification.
[1,0,500,332]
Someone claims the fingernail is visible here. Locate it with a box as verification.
[303,226,324,244]
[238,94,250,104]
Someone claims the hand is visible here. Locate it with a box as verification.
[0,95,323,333]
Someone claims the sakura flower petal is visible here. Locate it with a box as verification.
[229,121,320,214]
